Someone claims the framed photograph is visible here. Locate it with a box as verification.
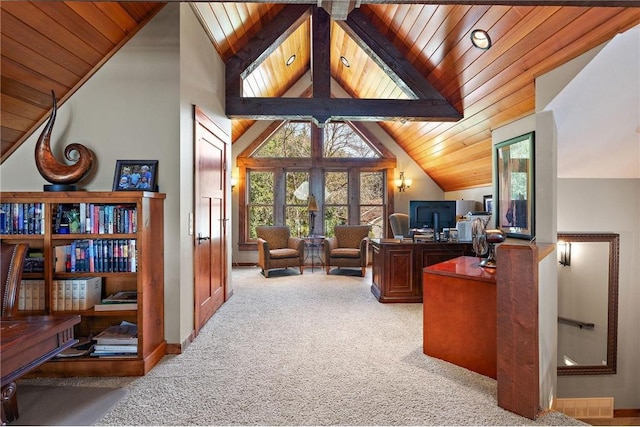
[495,132,534,240]
[483,195,493,214]
[112,160,158,191]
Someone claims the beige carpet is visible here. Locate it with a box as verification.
[20,266,586,426]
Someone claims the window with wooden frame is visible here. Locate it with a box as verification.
[237,120,397,250]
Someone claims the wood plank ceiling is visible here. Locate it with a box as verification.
[2,1,639,191]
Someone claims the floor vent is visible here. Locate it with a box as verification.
[554,397,614,419]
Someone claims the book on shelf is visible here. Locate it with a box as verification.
[93,344,137,353]
[101,291,137,303]
[94,321,138,345]
[18,279,45,311]
[94,302,137,311]
[55,335,94,358]
[52,276,102,312]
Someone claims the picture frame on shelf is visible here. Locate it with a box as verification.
[112,160,158,192]
[495,132,535,240]
[483,195,493,214]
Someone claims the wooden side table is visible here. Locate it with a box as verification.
[303,235,324,272]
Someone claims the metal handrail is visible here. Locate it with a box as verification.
[558,316,594,330]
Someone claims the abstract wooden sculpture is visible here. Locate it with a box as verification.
[35,90,93,190]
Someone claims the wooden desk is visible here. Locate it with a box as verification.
[370,239,473,303]
[423,256,497,378]
[1,315,80,424]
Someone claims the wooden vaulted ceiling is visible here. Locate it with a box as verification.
[1,2,639,191]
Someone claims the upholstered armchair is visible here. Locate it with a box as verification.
[256,226,304,278]
[324,225,371,276]
[389,213,409,238]
[1,242,28,317]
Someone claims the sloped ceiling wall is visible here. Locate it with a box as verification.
[548,25,640,179]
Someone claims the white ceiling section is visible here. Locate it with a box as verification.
[549,25,640,179]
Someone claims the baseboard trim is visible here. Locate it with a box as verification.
[165,330,197,354]
[615,409,640,418]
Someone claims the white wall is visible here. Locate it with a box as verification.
[492,113,558,412]
[0,4,227,348]
[538,26,640,408]
[556,179,640,409]
[0,4,182,344]
[179,3,231,345]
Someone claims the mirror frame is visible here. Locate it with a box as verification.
[557,232,619,375]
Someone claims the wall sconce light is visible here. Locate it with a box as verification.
[395,172,412,192]
[559,242,571,266]
[470,29,492,50]
[231,167,239,189]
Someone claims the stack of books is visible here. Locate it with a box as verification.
[92,321,138,357]
[94,290,137,311]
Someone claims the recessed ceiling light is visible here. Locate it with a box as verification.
[470,29,491,50]
[286,54,296,66]
[340,56,350,68]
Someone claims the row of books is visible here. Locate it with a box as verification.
[0,202,138,235]
[53,203,137,234]
[56,321,138,358]
[55,239,137,273]
[52,277,102,311]
[18,279,46,311]
[0,202,45,235]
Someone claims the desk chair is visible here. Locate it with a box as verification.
[1,243,28,317]
[389,213,409,238]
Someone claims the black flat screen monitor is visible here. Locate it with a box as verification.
[409,200,457,232]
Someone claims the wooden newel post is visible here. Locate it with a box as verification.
[496,243,540,420]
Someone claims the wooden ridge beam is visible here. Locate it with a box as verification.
[226,97,462,125]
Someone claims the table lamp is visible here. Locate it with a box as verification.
[308,194,318,236]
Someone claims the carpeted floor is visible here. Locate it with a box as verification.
[18,266,586,426]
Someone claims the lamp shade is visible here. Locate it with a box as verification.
[308,194,318,211]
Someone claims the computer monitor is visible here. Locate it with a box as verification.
[408,200,457,233]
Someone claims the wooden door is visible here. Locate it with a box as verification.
[194,107,228,334]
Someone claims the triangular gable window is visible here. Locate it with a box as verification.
[251,121,381,159]
[323,122,381,158]
[253,122,311,157]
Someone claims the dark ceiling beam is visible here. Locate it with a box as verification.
[312,7,331,99]
[318,0,359,20]
[225,2,461,123]
[225,97,462,125]
[337,9,448,101]
[225,4,311,97]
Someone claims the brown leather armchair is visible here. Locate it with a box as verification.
[256,226,304,278]
[324,225,370,276]
[1,242,28,317]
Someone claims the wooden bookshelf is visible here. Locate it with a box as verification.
[0,191,165,377]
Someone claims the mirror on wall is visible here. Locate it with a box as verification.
[557,233,619,375]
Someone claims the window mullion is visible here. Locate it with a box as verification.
[274,168,286,225]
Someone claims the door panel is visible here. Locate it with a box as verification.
[194,107,228,334]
